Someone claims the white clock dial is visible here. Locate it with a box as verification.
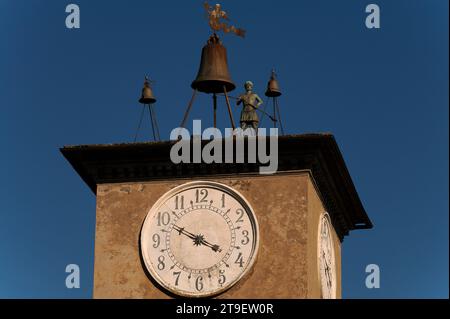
[318,212,337,299]
[140,181,259,297]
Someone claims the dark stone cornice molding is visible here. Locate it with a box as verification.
[60,133,372,241]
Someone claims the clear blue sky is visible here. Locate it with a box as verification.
[0,0,448,298]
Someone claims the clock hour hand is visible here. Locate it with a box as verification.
[193,234,222,253]
[172,225,222,253]
[199,237,222,253]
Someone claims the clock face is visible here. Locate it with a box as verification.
[140,181,259,297]
[318,212,337,299]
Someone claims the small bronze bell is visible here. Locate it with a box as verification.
[191,34,236,94]
[265,70,282,97]
[139,77,157,104]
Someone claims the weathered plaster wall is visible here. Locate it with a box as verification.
[93,173,339,299]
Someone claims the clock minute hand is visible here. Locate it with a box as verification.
[173,225,196,240]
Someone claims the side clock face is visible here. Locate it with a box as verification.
[140,181,259,297]
[318,212,337,299]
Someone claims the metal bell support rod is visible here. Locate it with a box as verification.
[135,103,160,142]
[179,89,198,130]
[274,97,285,135]
[148,103,160,141]
[272,97,277,129]
[208,86,237,130]
[179,87,236,132]
[222,85,236,130]
[134,105,146,142]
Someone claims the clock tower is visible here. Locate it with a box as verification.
[60,3,372,299]
[61,134,372,298]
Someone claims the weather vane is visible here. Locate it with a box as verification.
[203,2,246,38]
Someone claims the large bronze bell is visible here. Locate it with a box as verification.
[265,70,282,97]
[191,34,236,94]
[139,77,157,104]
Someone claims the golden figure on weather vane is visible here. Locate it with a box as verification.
[203,2,246,38]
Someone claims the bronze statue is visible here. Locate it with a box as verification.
[237,81,263,130]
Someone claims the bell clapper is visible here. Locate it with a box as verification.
[213,93,218,129]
